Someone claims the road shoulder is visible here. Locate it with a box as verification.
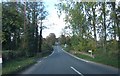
[62,48,119,71]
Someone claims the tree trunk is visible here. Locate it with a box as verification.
[35,24,38,52]
[32,2,38,53]
[92,4,97,52]
[112,2,117,40]
[23,1,29,57]
[103,2,107,53]
[92,5,97,41]
[39,20,42,52]
[116,13,120,57]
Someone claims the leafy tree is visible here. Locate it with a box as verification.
[59,34,66,45]
[2,2,24,50]
[38,2,48,53]
[46,33,56,46]
[2,1,49,61]
[56,0,119,57]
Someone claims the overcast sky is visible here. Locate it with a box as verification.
[1,0,119,38]
[41,0,66,38]
[40,0,120,38]
[1,0,66,38]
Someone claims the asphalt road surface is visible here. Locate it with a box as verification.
[20,45,119,75]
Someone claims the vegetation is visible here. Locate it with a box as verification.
[2,49,53,75]
[57,1,120,68]
[1,0,120,75]
[2,2,56,75]
[2,57,36,75]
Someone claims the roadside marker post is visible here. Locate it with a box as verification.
[88,50,93,57]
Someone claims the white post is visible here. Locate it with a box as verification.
[88,50,93,57]
[91,51,92,57]
[0,58,2,63]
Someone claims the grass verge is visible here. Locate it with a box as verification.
[2,50,53,75]
[62,46,119,69]
[74,53,119,68]
[2,57,36,75]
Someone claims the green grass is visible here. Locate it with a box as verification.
[2,57,36,75]
[61,45,71,52]
[62,46,119,69]
[74,52,119,68]
[2,50,53,75]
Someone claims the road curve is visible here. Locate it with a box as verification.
[20,45,119,75]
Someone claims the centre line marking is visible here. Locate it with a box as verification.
[70,66,84,76]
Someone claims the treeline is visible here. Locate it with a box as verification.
[57,1,120,58]
[2,2,56,62]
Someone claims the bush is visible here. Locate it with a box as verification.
[42,43,52,51]
[2,57,36,75]
[2,50,25,62]
[106,39,119,57]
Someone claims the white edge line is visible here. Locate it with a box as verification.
[37,61,41,63]
[49,51,54,56]
[63,49,119,71]
[44,57,47,58]
[38,61,41,63]
[70,66,84,76]
[62,49,89,63]
[35,63,37,66]
[35,61,41,65]
[42,50,55,60]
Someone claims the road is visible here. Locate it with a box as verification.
[20,45,119,76]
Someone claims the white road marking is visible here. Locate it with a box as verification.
[39,61,41,63]
[62,49,89,63]
[35,61,41,66]
[62,48,118,71]
[70,66,84,76]
[73,55,89,63]
[35,63,37,66]
[22,61,42,74]
[38,61,41,63]
[44,57,47,58]
[49,51,54,56]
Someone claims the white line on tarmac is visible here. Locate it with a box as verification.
[39,61,41,62]
[38,61,41,63]
[49,51,54,56]
[35,63,38,66]
[70,66,84,76]
[44,57,47,58]
[35,61,41,65]
[62,49,89,63]
[63,49,118,71]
